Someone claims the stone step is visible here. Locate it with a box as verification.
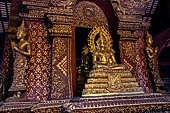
[82,87,144,96]
[85,83,108,89]
[107,86,143,93]
[121,82,139,87]
[87,78,108,83]
[121,77,137,83]
[89,73,108,78]
[82,89,110,95]
[120,73,133,78]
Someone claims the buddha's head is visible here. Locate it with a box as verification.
[96,32,106,51]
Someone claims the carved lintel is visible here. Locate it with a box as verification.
[117,30,144,41]
[118,22,150,30]
[48,24,72,37]
[47,15,73,25]
[22,0,50,7]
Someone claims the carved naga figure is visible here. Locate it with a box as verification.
[145,31,164,92]
[8,20,31,99]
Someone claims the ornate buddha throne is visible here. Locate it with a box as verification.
[82,27,143,96]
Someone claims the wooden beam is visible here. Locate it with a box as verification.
[159,62,170,66]
[0,0,11,2]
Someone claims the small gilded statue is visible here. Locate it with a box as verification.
[145,31,164,92]
[82,45,89,68]
[8,20,31,99]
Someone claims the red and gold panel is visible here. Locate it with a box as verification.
[135,37,153,93]
[51,38,72,99]
[119,37,153,93]
[119,41,136,72]
[25,21,51,101]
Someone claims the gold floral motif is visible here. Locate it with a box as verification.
[122,41,135,63]
[26,22,51,101]
[32,31,37,37]
[53,38,67,60]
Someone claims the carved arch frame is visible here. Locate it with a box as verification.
[73,1,109,28]
[71,1,111,96]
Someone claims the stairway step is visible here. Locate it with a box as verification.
[87,78,108,83]
[108,86,143,93]
[121,77,137,83]
[121,82,139,87]
[85,83,108,89]
[82,89,110,95]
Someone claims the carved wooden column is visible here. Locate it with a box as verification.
[46,8,74,99]
[110,0,160,93]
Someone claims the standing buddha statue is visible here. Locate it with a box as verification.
[8,20,31,101]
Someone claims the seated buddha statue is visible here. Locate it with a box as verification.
[92,33,122,69]
[93,34,109,68]
[82,27,143,96]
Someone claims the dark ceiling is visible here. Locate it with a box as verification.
[0,0,11,34]
[149,0,170,37]
[0,0,11,67]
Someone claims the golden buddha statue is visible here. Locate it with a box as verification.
[82,27,143,96]
[8,20,31,99]
[93,33,109,68]
[145,31,164,92]
[92,32,118,68]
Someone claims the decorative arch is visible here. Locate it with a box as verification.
[88,26,112,53]
[72,0,119,96]
[73,1,109,28]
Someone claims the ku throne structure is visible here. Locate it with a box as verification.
[0,0,169,112]
[82,27,143,96]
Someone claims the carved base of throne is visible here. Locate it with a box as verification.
[5,91,27,102]
[82,65,144,96]
[5,95,27,103]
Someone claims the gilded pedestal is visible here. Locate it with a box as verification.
[82,65,143,96]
